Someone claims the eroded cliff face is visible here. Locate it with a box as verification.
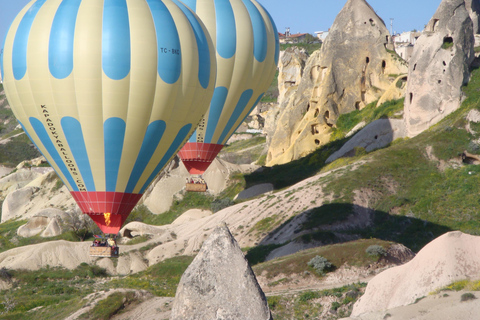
[266,0,408,166]
[404,0,475,137]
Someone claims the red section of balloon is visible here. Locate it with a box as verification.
[178,142,224,174]
[71,191,143,234]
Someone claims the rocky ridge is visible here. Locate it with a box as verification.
[266,0,408,166]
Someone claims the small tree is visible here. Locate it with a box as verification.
[65,209,97,241]
[366,245,387,258]
[307,255,332,275]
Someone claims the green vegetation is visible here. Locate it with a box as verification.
[108,256,193,297]
[252,239,393,277]
[219,135,267,165]
[79,291,139,319]
[461,292,477,301]
[245,243,284,265]
[222,135,266,153]
[365,245,387,258]
[261,70,279,103]
[280,42,322,55]
[0,133,41,166]
[330,98,405,141]
[0,256,192,319]
[442,37,454,50]
[307,255,333,275]
[436,279,480,293]
[0,218,99,254]
[125,192,214,226]
[0,264,106,318]
[268,283,366,320]
[240,67,480,252]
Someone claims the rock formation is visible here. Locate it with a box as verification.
[170,223,272,320]
[404,0,475,137]
[466,0,480,33]
[266,0,408,166]
[351,231,480,316]
[277,47,309,104]
[141,156,257,214]
[17,208,69,238]
[326,119,407,163]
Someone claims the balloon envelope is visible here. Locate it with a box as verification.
[178,0,279,174]
[1,0,215,233]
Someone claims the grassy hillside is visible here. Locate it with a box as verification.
[1,62,480,319]
[0,84,41,166]
[242,66,480,253]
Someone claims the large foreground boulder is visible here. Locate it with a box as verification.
[404,0,475,137]
[170,223,272,320]
[351,231,480,316]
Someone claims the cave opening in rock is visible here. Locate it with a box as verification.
[442,36,453,50]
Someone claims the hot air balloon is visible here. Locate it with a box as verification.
[177,0,279,182]
[0,0,216,239]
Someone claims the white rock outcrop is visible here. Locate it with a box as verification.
[326,119,406,163]
[404,0,475,137]
[170,223,272,320]
[17,208,69,238]
[351,231,480,316]
[277,47,308,104]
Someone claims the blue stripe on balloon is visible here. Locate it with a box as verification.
[188,129,197,142]
[228,93,263,140]
[49,0,81,79]
[205,86,228,143]
[103,0,131,80]
[181,0,197,12]
[262,4,280,65]
[125,120,166,193]
[146,0,181,84]
[216,89,253,144]
[242,0,267,62]
[12,0,48,80]
[171,0,211,89]
[140,123,192,193]
[61,117,95,191]
[29,117,79,191]
[104,118,126,192]
[215,0,236,59]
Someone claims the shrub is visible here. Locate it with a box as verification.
[211,198,235,213]
[461,292,476,302]
[307,255,332,275]
[299,291,320,302]
[0,267,12,282]
[366,245,387,258]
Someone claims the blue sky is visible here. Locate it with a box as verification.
[0,0,441,48]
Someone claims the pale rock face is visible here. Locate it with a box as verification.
[17,208,69,238]
[466,0,480,33]
[2,186,39,222]
[141,157,258,214]
[277,47,309,104]
[351,231,480,316]
[404,0,475,137]
[170,224,272,320]
[267,0,408,166]
[326,119,407,163]
[1,170,75,223]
